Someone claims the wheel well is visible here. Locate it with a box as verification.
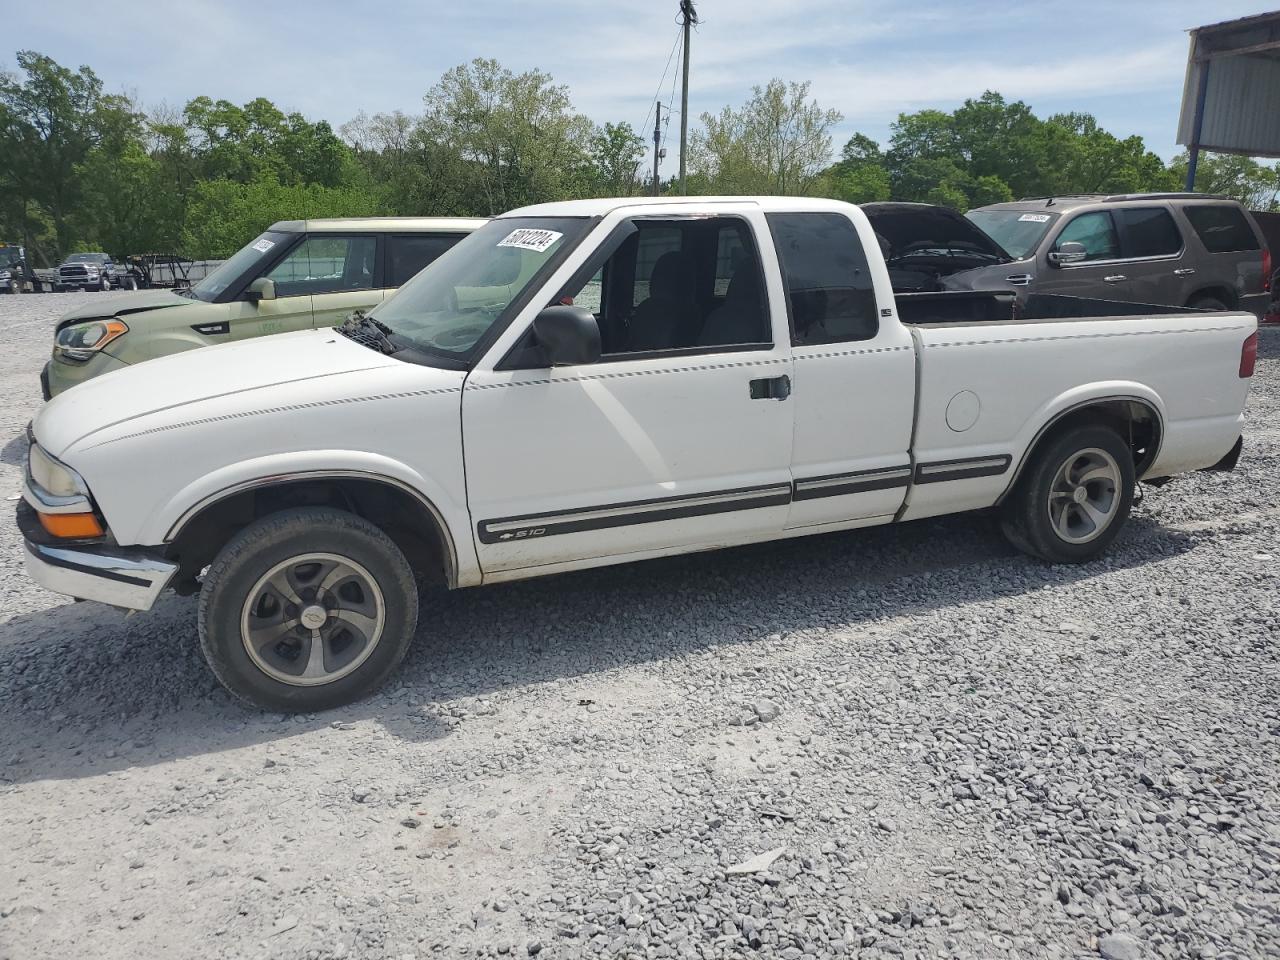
[1186,285,1237,309]
[165,477,454,595]
[1000,398,1162,502]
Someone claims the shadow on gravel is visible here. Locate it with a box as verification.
[1,429,29,466]
[0,509,1195,785]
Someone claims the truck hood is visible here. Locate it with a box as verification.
[35,329,415,457]
[54,289,197,330]
[861,202,1012,264]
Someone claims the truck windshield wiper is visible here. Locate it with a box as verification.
[338,311,399,355]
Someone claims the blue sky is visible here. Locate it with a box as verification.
[5,0,1275,161]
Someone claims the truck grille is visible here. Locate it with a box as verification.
[59,266,89,281]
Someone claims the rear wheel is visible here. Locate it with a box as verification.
[199,507,419,711]
[1001,425,1135,564]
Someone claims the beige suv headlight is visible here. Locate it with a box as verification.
[55,318,128,361]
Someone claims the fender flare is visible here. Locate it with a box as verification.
[995,384,1166,505]
[158,457,475,589]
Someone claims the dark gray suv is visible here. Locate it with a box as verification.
[960,194,1271,315]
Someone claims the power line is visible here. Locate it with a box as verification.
[639,22,683,146]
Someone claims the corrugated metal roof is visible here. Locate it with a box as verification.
[1177,10,1280,157]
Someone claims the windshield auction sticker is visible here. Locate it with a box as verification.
[497,228,563,253]
[1018,214,1051,223]
[252,237,276,253]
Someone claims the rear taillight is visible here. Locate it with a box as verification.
[1240,331,1258,378]
[1264,247,1272,292]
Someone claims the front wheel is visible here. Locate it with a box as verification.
[199,507,419,711]
[1001,425,1135,564]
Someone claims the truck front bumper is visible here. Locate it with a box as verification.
[18,502,176,611]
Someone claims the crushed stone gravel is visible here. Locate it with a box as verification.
[1,293,1277,960]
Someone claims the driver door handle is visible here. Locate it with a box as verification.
[749,375,791,400]
[1174,268,1196,277]
[1103,274,1127,283]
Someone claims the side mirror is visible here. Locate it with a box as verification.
[245,277,276,302]
[532,305,600,366]
[1048,241,1087,266]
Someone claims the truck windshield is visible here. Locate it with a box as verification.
[369,217,590,364]
[965,210,1059,260]
[186,231,294,302]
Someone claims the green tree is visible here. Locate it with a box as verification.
[689,79,842,195]
[821,132,890,203]
[181,175,383,259]
[419,58,595,214]
[588,121,645,196]
[1169,151,1280,210]
[0,51,109,257]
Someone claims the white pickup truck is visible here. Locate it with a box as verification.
[19,197,1258,711]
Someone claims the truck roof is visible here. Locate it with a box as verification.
[268,217,488,234]
[501,196,862,218]
[976,193,1237,214]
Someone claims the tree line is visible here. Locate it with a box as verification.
[2,50,1277,264]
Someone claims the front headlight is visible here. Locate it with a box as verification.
[0,270,10,280]
[55,318,128,358]
[28,444,89,498]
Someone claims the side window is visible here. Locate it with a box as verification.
[554,216,770,357]
[1182,204,1261,253]
[1115,207,1182,258]
[267,235,377,297]
[1054,212,1120,261]
[387,234,464,286]
[767,212,878,345]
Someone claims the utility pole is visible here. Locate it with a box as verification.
[678,0,696,195]
[653,101,662,196]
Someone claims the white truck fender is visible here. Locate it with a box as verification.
[147,449,482,588]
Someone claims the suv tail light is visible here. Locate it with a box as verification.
[1240,332,1258,378]
[1264,247,1273,292]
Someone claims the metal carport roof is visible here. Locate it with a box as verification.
[1177,10,1280,188]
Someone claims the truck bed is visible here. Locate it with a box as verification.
[896,291,1211,326]
[898,307,1255,522]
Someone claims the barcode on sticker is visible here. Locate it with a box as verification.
[252,237,276,253]
[497,228,563,253]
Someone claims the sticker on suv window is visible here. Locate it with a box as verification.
[497,228,563,252]
[1018,214,1051,223]
[252,237,276,253]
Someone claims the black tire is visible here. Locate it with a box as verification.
[198,507,419,712]
[1188,295,1229,312]
[1000,425,1135,564]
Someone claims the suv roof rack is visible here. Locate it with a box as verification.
[1015,192,1234,204]
[1099,192,1232,202]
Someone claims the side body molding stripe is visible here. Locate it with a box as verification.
[475,455,1012,545]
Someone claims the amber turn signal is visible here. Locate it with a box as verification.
[38,511,105,539]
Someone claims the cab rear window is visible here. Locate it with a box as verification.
[1183,205,1260,253]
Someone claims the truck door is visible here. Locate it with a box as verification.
[462,211,795,574]
[766,211,916,528]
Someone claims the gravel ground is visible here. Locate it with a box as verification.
[1,292,1277,960]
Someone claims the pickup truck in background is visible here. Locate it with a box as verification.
[18,197,1257,711]
[54,252,129,292]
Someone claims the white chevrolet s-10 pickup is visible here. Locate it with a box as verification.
[19,197,1258,710]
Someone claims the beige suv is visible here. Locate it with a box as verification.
[43,217,485,398]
